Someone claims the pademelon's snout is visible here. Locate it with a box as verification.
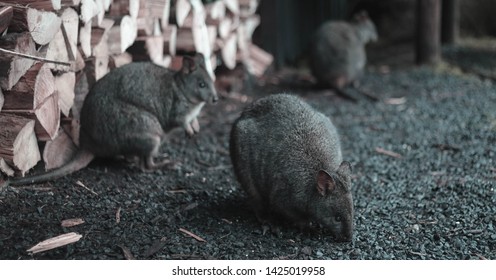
[211,88,219,104]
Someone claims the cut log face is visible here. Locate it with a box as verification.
[221,33,237,70]
[54,72,75,117]
[175,0,191,27]
[2,63,55,111]
[46,8,79,71]
[33,92,60,141]
[0,33,36,91]
[43,128,77,170]
[26,8,62,45]
[108,15,137,54]
[80,0,99,25]
[0,113,41,176]
[79,22,92,57]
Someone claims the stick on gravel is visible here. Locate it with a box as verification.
[26,232,82,254]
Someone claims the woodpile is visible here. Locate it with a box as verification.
[0,0,273,177]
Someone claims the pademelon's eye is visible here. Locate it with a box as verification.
[334,215,342,223]
[199,81,206,88]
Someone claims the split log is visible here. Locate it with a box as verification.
[2,63,55,112]
[144,36,164,66]
[108,15,137,55]
[152,0,171,30]
[0,113,41,176]
[218,17,232,39]
[190,0,215,80]
[43,128,77,170]
[10,7,62,45]
[92,0,106,27]
[79,22,92,57]
[239,0,258,17]
[46,8,79,71]
[242,14,260,40]
[205,0,225,25]
[246,43,273,77]
[80,0,99,25]
[54,72,75,117]
[31,92,60,141]
[0,32,36,90]
[92,30,109,81]
[109,0,139,18]
[0,6,13,34]
[220,33,237,70]
[223,0,240,15]
[174,0,191,27]
[163,24,177,55]
[109,52,132,69]
[74,47,86,72]
[176,27,196,52]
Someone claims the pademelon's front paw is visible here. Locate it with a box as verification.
[184,118,200,137]
[191,117,200,133]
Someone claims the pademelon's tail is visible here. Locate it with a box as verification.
[2,150,95,187]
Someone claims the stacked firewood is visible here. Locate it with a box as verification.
[0,0,272,177]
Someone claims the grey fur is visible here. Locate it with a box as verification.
[4,53,217,187]
[310,11,378,89]
[229,94,354,242]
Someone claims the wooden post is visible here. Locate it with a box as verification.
[416,0,441,65]
[441,0,459,44]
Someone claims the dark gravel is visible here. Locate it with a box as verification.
[0,48,495,260]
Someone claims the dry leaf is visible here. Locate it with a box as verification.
[61,218,85,227]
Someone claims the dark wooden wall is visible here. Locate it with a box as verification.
[253,0,348,68]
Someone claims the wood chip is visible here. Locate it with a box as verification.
[384,97,407,105]
[179,227,206,242]
[27,232,82,254]
[61,218,85,228]
[76,180,98,195]
[375,147,402,159]
[116,207,121,224]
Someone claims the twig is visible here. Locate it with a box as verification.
[61,218,85,228]
[119,245,135,260]
[475,253,487,260]
[75,180,98,195]
[0,47,72,66]
[116,207,121,224]
[27,232,82,254]
[409,251,427,257]
[179,228,206,242]
[375,147,402,159]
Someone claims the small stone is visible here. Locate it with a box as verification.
[301,246,312,256]
[316,250,324,257]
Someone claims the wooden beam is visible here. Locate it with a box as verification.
[416,0,441,65]
[441,0,459,44]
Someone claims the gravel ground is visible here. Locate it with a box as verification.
[0,46,495,260]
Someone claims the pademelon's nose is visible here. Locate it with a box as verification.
[212,93,219,103]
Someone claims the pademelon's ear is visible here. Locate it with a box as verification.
[353,10,369,22]
[193,52,206,66]
[338,161,352,176]
[181,55,197,74]
[317,170,336,196]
